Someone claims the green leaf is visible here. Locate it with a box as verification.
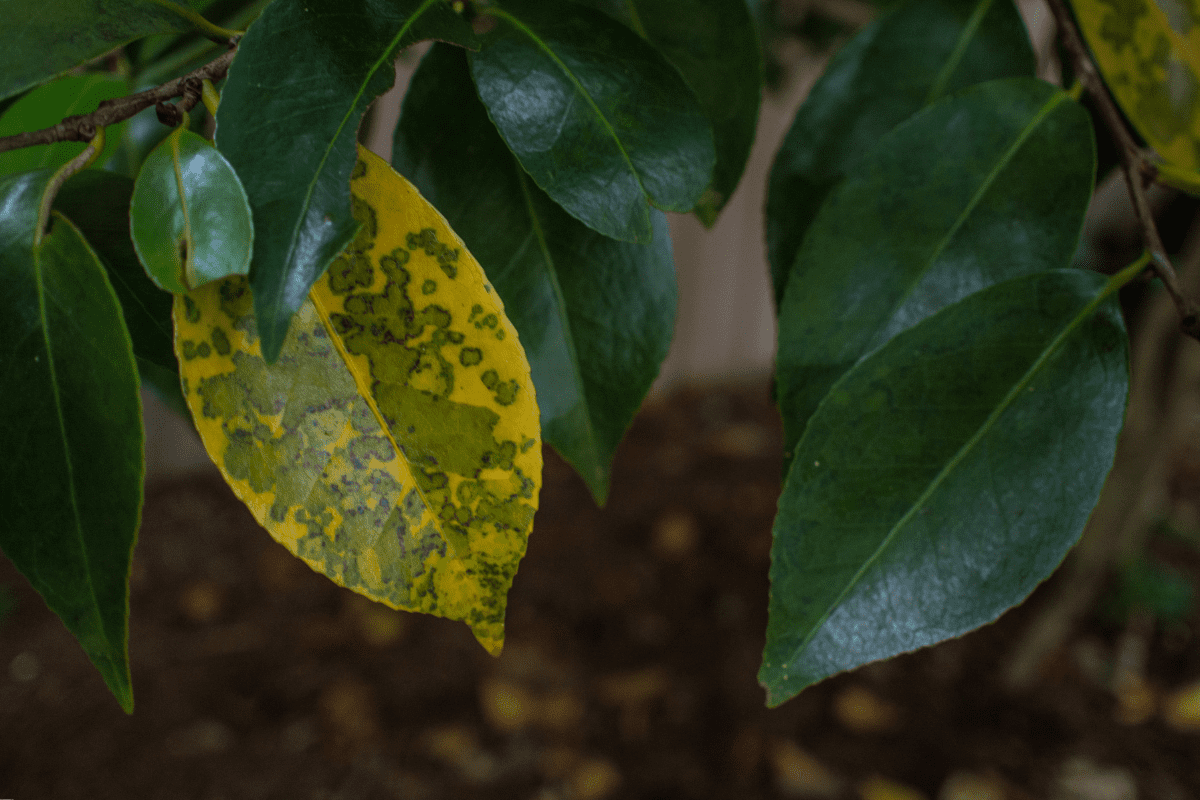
[469,0,715,243]
[776,78,1095,467]
[176,147,541,654]
[0,73,130,177]
[1070,0,1200,172]
[761,268,1129,706]
[1,0,207,101]
[131,126,253,293]
[0,170,144,713]
[577,0,762,225]
[53,169,178,372]
[215,0,477,364]
[765,0,1035,305]
[395,44,676,505]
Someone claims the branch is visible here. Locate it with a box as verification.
[0,47,236,156]
[1047,0,1200,340]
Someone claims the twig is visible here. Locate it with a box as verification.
[1046,0,1200,339]
[0,47,236,156]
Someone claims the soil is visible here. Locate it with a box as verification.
[1,380,1199,800]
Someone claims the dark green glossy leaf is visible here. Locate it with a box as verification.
[576,0,761,225]
[762,269,1129,706]
[2,0,207,101]
[470,0,715,243]
[765,0,1035,305]
[0,73,130,177]
[395,44,675,504]
[0,170,144,713]
[53,169,177,371]
[216,0,477,363]
[131,126,253,292]
[776,79,1095,466]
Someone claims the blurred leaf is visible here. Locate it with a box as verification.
[470,0,715,243]
[0,170,143,713]
[216,0,476,364]
[131,126,252,292]
[762,269,1129,706]
[395,44,675,504]
[176,148,540,653]
[0,73,130,177]
[2,0,208,101]
[53,169,177,371]
[1071,0,1200,172]
[776,78,1095,467]
[766,0,1035,305]
[1102,554,1196,624]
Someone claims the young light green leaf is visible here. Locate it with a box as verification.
[0,170,144,713]
[470,0,715,243]
[0,73,130,177]
[766,0,1035,305]
[215,0,477,364]
[176,148,540,654]
[1070,0,1200,172]
[2,0,207,101]
[395,44,676,505]
[776,78,1095,468]
[131,126,253,293]
[762,269,1129,706]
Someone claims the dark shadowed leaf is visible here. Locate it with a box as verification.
[765,0,1034,304]
[394,44,676,504]
[131,126,253,293]
[53,169,178,372]
[0,170,144,713]
[0,73,130,177]
[761,269,1129,706]
[775,78,1095,467]
[469,0,714,243]
[215,0,476,363]
[2,0,207,101]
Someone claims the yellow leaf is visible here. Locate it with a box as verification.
[174,147,541,654]
[1071,0,1200,172]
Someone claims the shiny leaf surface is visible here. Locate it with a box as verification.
[0,73,130,177]
[215,0,476,364]
[2,0,203,101]
[776,79,1095,466]
[0,171,144,713]
[131,126,253,293]
[1071,0,1200,171]
[580,0,761,224]
[470,0,715,243]
[762,269,1129,706]
[176,148,541,653]
[765,0,1034,304]
[395,44,676,504]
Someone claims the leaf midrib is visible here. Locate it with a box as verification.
[512,163,602,486]
[268,0,441,336]
[923,0,997,105]
[785,269,1123,669]
[32,227,111,653]
[486,8,648,202]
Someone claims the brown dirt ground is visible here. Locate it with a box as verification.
[1,380,1199,800]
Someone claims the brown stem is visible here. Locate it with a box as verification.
[1046,0,1200,339]
[0,47,236,156]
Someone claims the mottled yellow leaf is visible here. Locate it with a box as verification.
[1071,0,1200,171]
[174,147,541,654]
